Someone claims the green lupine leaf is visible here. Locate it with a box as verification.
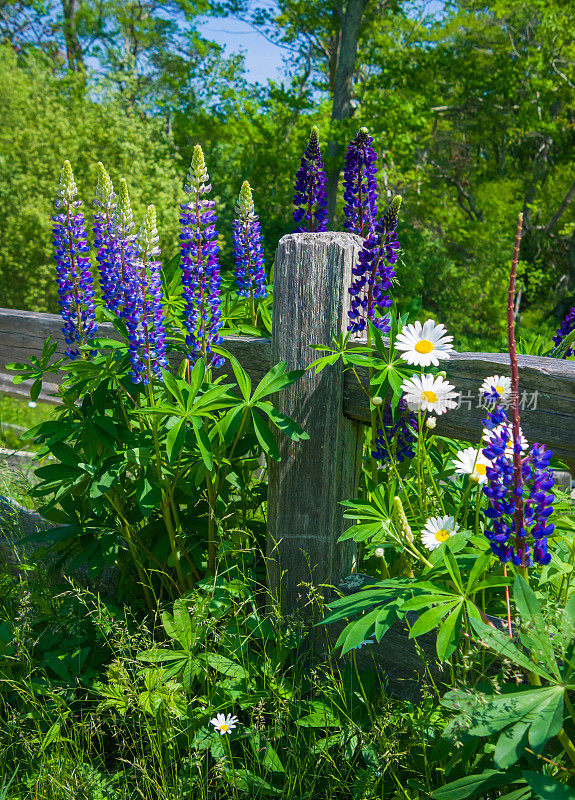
[166,418,186,464]
[494,721,530,768]
[436,602,464,661]
[409,601,457,639]
[470,619,554,681]
[522,771,575,800]
[251,362,304,402]
[431,769,522,800]
[252,412,280,461]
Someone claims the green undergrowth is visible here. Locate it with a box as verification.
[0,553,455,800]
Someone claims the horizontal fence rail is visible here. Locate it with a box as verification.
[2,307,575,462]
[1,231,575,610]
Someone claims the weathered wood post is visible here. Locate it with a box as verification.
[266,232,364,611]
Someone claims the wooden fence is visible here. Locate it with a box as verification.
[1,231,575,611]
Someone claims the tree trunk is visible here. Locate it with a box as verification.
[326,0,370,223]
[62,0,84,72]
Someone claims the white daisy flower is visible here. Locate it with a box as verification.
[452,446,492,484]
[483,423,528,458]
[421,516,460,551]
[401,374,458,416]
[480,374,512,405]
[395,320,454,367]
[210,713,239,735]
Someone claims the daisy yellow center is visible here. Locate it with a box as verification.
[495,385,504,394]
[415,339,434,354]
[435,528,450,543]
[422,390,438,403]
[220,724,229,732]
[474,463,487,475]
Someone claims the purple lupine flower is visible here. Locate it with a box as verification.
[348,196,401,334]
[179,145,224,369]
[482,400,554,567]
[52,160,97,359]
[232,181,268,315]
[372,397,417,463]
[343,127,378,238]
[93,162,121,313]
[553,305,575,357]
[293,126,328,233]
[124,204,168,385]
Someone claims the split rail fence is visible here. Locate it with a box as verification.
[1,231,575,614]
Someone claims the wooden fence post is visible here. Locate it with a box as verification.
[267,232,364,612]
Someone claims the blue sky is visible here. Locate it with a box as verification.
[198,15,286,83]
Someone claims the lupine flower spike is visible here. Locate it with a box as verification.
[93,163,120,313]
[232,181,267,323]
[348,196,401,334]
[52,160,97,358]
[553,305,575,357]
[123,205,168,385]
[293,126,328,233]
[343,127,378,238]
[481,214,554,568]
[114,178,139,316]
[179,145,224,369]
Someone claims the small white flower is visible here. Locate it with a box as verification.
[425,416,437,430]
[28,401,37,408]
[401,374,458,416]
[395,320,454,367]
[480,375,512,404]
[210,713,239,735]
[483,423,528,457]
[452,446,492,485]
[374,547,385,558]
[421,516,460,551]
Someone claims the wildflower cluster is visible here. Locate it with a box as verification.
[482,398,554,567]
[232,181,267,305]
[293,126,328,233]
[343,127,378,238]
[52,161,97,358]
[553,305,575,357]
[179,145,224,369]
[93,162,120,313]
[348,196,402,333]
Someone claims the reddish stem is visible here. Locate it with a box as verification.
[508,213,525,566]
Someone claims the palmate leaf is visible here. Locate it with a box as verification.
[436,602,464,661]
[252,412,280,461]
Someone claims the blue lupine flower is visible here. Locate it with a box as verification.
[179,146,224,369]
[93,162,121,313]
[372,397,417,464]
[232,181,268,305]
[293,126,328,233]
[123,205,168,385]
[52,161,97,359]
[553,305,575,357]
[343,127,378,238]
[482,403,554,567]
[348,196,401,334]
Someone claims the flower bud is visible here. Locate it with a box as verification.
[372,395,383,406]
[392,496,413,543]
[374,547,385,558]
[425,415,437,430]
[438,371,447,380]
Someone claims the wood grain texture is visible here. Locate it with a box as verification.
[344,349,575,465]
[266,232,365,612]
[0,307,272,398]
